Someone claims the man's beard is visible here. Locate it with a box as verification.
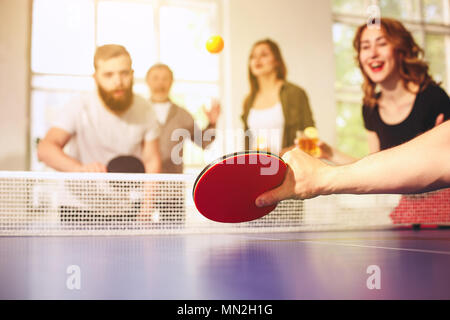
[97,81,134,112]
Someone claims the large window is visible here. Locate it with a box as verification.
[30,0,221,171]
[332,0,450,158]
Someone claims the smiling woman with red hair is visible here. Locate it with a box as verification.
[320,18,450,164]
[317,18,450,227]
[355,18,436,110]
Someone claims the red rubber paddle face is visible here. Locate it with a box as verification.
[193,152,287,223]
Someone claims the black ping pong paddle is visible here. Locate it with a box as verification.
[107,155,145,173]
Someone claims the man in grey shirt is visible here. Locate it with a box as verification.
[146,63,221,173]
[38,44,162,173]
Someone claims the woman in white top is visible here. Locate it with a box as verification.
[241,39,316,156]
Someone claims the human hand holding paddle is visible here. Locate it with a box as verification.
[255,148,330,207]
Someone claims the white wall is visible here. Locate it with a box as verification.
[0,0,30,170]
[0,0,336,170]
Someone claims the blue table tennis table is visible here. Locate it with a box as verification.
[1,228,449,300]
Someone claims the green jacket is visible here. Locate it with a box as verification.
[241,81,315,150]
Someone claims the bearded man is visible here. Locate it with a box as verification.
[38,44,161,173]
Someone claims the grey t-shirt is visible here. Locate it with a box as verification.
[53,92,160,165]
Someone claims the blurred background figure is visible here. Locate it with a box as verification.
[37,44,162,173]
[146,63,221,173]
[241,39,316,156]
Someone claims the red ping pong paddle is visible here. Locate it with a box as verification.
[107,155,145,173]
[193,151,287,223]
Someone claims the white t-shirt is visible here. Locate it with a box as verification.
[247,102,285,154]
[152,101,172,124]
[53,92,160,165]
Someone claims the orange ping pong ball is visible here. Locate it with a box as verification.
[206,35,224,54]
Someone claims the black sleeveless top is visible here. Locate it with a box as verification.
[362,83,450,151]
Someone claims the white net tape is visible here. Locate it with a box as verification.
[1,171,449,236]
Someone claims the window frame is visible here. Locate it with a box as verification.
[28,0,223,171]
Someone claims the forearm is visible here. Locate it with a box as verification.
[144,158,161,173]
[37,140,82,172]
[317,141,358,165]
[318,122,450,195]
[329,148,358,165]
[142,138,162,174]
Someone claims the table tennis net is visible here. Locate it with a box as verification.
[0,171,449,236]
